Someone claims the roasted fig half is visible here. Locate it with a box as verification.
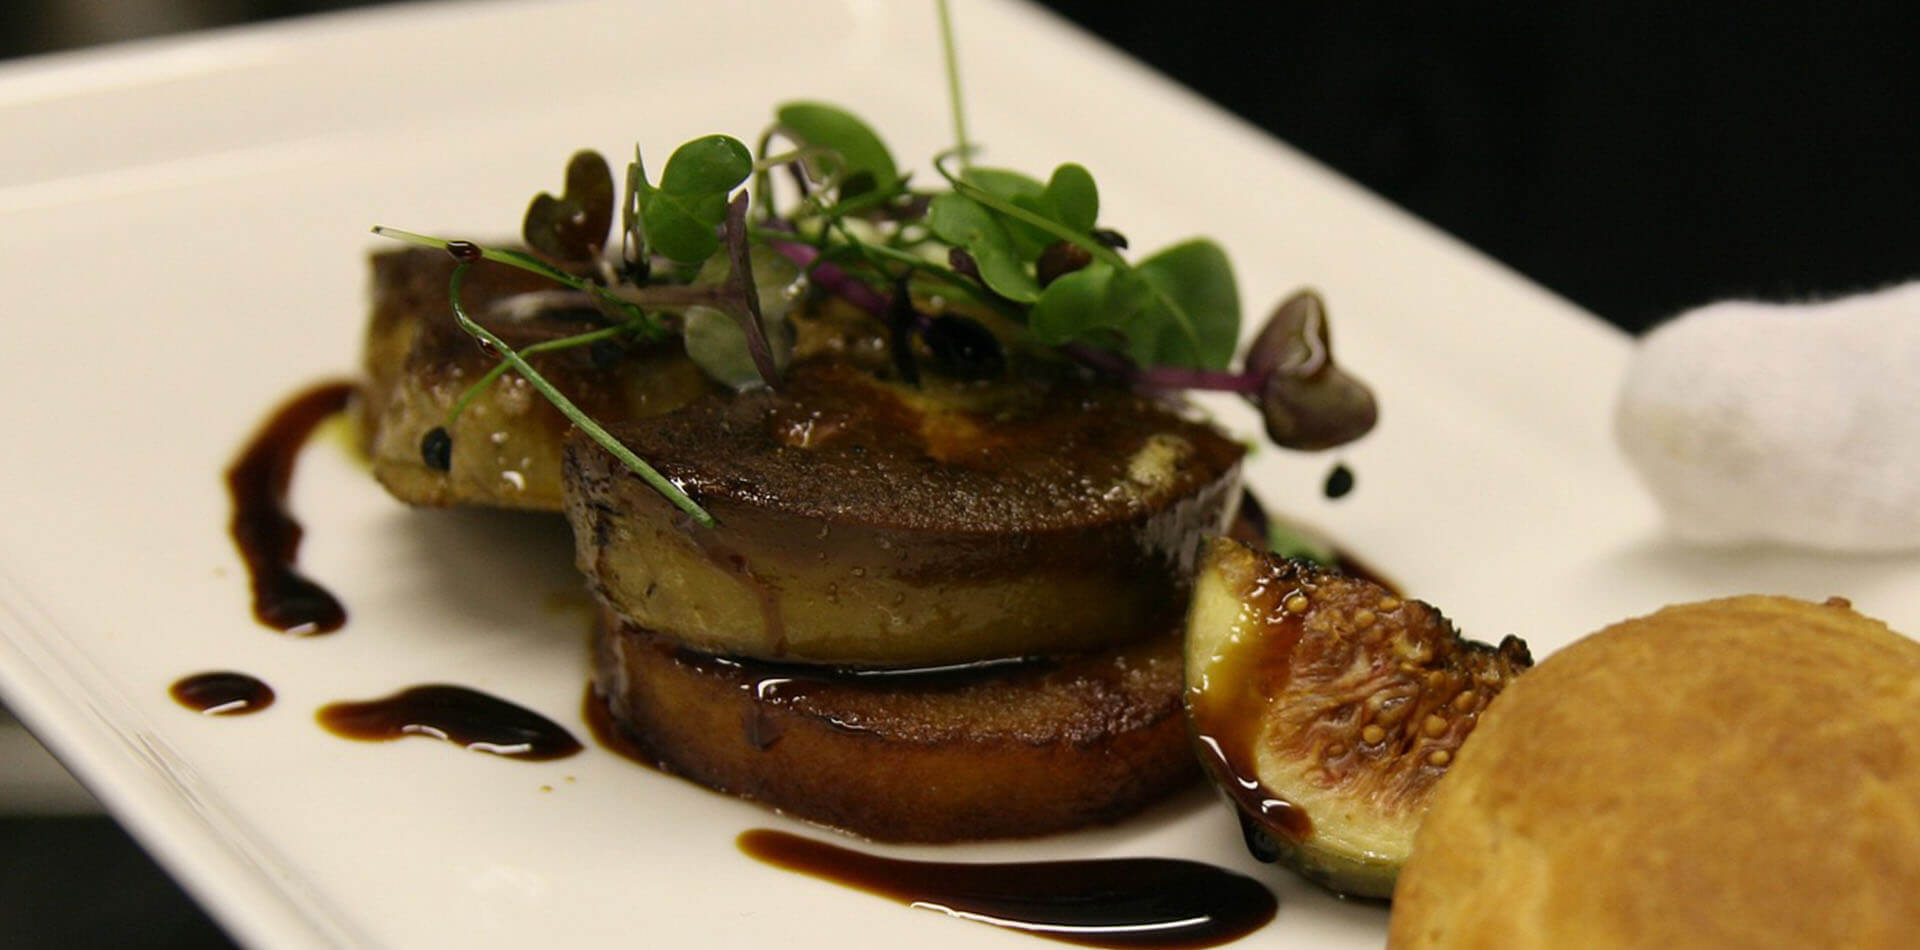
[1183,538,1531,898]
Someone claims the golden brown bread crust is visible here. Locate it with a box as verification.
[1389,595,1920,949]
[566,360,1244,665]
[592,609,1198,842]
[361,247,710,510]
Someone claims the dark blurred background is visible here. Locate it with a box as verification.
[1043,1,1919,331]
[3,0,1914,945]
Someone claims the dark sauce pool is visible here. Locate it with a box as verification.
[585,689,1278,948]
[170,671,275,715]
[318,684,581,760]
[737,828,1277,949]
[225,380,355,635]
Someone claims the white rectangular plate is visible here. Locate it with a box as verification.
[2,1,1915,947]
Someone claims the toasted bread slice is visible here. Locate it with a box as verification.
[361,247,710,510]
[591,609,1196,842]
[566,360,1244,665]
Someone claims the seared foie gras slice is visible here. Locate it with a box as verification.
[361,247,711,510]
[592,610,1196,842]
[566,360,1244,666]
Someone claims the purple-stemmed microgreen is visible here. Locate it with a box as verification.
[1063,290,1377,451]
[718,193,779,386]
[372,0,1374,524]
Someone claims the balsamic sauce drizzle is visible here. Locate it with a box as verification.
[737,828,1278,949]
[318,684,582,760]
[1323,463,1355,499]
[215,384,1381,945]
[170,671,275,716]
[225,380,356,635]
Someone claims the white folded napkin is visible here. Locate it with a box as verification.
[1615,282,1920,552]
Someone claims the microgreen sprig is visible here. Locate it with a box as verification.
[439,248,715,527]
[370,0,1374,523]
[937,0,971,171]
[372,226,666,334]
[928,150,1239,371]
[442,323,637,431]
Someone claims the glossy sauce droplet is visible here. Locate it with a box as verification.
[226,381,355,635]
[318,685,581,760]
[737,828,1276,949]
[171,672,275,716]
[1323,462,1355,499]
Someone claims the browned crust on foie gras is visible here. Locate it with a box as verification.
[591,609,1198,842]
[565,360,1245,666]
[361,247,711,511]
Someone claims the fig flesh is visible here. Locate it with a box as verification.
[1184,538,1530,898]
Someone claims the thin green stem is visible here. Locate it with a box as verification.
[929,153,1120,268]
[446,262,715,528]
[754,146,832,174]
[752,130,779,224]
[443,323,635,428]
[826,217,891,276]
[852,242,1023,318]
[372,226,669,340]
[937,0,971,170]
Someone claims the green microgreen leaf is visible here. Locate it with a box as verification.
[632,134,752,264]
[682,299,795,391]
[660,135,755,194]
[774,102,900,199]
[1043,162,1098,233]
[836,237,1021,318]
[1133,238,1240,370]
[683,305,760,390]
[1028,260,1122,346]
[683,221,802,391]
[961,167,1044,201]
[959,167,1051,254]
[1024,240,1238,370]
[926,192,1040,302]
